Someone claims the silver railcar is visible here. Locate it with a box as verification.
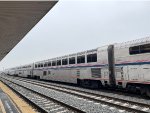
[6,37,150,97]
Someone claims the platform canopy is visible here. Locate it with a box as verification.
[0,0,58,61]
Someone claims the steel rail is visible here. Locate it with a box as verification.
[0,77,85,113]
[8,76,150,113]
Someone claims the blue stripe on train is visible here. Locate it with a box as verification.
[116,61,150,66]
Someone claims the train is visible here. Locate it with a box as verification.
[4,37,150,97]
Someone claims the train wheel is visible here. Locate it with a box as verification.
[90,81,99,89]
[127,85,132,92]
[127,85,136,93]
[79,80,84,87]
[140,87,146,95]
[146,88,150,97]
[77,79,81,86]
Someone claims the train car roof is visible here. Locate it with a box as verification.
[115,37,150,48]
[21,37,150,65]
[34,48,99,64]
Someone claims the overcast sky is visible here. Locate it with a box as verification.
[0,0,150,70]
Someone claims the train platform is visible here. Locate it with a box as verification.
[0,81,36,113]
[0,89,19,113]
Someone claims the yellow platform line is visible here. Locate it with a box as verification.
[0,99,6,113]
[0,81,36,113]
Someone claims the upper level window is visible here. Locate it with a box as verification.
[77,55,85,64]
[35,64,37,68]
[129,44,150,55]
[62,59,68,65]
[48,62,51,66]
[41,64,43,67]
[38,64,40,67]
[44,63,48,67]
[140,44,150,53]
[129,46,139,55]
[87,53,97,63]
[57,60,61,66]
[52,61,56,66]
[69,57,75,64]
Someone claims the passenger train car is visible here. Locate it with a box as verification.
[5,37,150,97]
[6,64,33,77]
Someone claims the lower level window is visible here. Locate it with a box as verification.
[43,71,47,75]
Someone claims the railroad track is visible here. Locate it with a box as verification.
[1,75,150,113]
[0,77,85,113]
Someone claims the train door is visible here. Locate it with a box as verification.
[101,67,109,86]
[122,66,129,81]
[115,67,123,81]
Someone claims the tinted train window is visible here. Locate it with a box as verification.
[44,63,48,67]
[87,53,97,63]
[38,64,40,67]
[57,60,61,66]
[62,59,68,65]
[129,46,140,55]
[69,57,75,64]
[43,71,47,75]
[35,64,37,68]
[91,68,101,78]
[140,44,150,53]
[41,64,43,67]
[77,55,85,64]
[48,62,51,66]
[129,44,150,55]
[52,61,56,66]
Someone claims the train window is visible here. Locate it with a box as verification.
[38,64,40,67]
[140,44,150,53]
[41,64,43,67]
[35,64,37,68]
[69,57,75,64]
[91,68,101,78]
[48,62,51,66]
[48,71,51,74]
[129,44,150,55]
[44,63,48,67]
[52,61,56,66]
[87,53,97,63]
[77,55,85,64]
[57,60,61,66]
[43,71,47,76]
[129,46,140,55]
[62,59,68,65]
